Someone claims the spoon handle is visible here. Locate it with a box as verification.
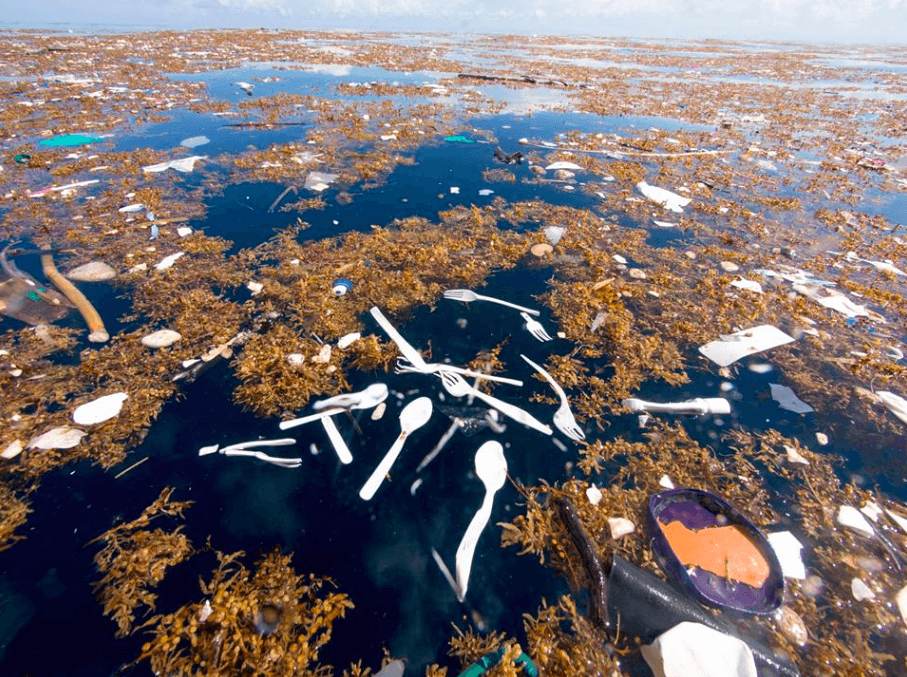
[455,492,495,601]
[278,408,343,430]
[469,389,552,435]
[359,432,407,500]
[321,416,353,465]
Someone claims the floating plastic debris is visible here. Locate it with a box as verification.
[767,531,806,579]
[699,325,795,367]
[719,261,740,272]
[118,203,144,213]
[142,156,206,173]
[608,517,635,539]
[27,426,86,450]
[180,135,210,148]
[730,278,763,293]
[876,391,907,426]
[837,505,874,538]
[636,180,691,213]
[478,188,494,196]
[770,384,814,414]
[641,622,757,677]
[28,179,100,198]
[444,135,473,143]
[236,81,254,95]
[39,133,99,147]
[65,261,116,282]
[851,578,875,601]
[450,186,460,194]
[653,220,677,228]
[586,485,603,505]
[784,445,810,465]
[332,278,353,296]
[72,393,128,425]
[2,440,23,460]
[545,161,582,171]
[141,329,182,348]
[337,332,360,349]
[530,243,552,257]
[622,397,731,415]
[304,171,338,192]
[176,226,192,237]
[155,252,185,271]
[455,441,507,601]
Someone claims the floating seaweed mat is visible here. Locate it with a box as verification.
[648,488,784,615]
[38,134,100,147]
[0,274,72,325]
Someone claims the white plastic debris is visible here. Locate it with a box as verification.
[876,391,907,425]
[730,278,763,293]
[155,252,185,271]
[544,225,565,244]
[65,261,116,282]
[586,485,603,505]
[198,444,219,456]
[837,505,875,538]
[27,426,87,450]
[653,220,676,228]
[72,393,128,425]
[851,578,875,601]
[246,281,264,296]
[337,332,361,349]
[197,599,213,622]
[545,161,582,171]
[897,585,907,627]
[720,261,740,273]
[623,397,731,415]
[783,445,810,465]
[770,384,814,414]
[699,325,795,367]
[636,181,692,213]
[478,189,494,196]
[815,432,829,445]
[119,203,144,213]
[1,440,23,460]
[641,622,757,677]
[143,156,206,173]
[450,186,460,194]
[767,531,806,580]
[612,254,627,264]
[608,517,636,539]
[141,329,182,348]
[659,474,675,489]
[886,509,907,535]
[304,171,338,192]
[236,81,254,94]
[860,502,883,523]
[180,135,210,148]
[371,401,386,421]
[312,343,332,364]
[177,226,193,237]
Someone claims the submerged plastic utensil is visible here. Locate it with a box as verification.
[443,289,540,316]
[279,383,388,430]
[321,416,353,464]
[519,312,553,342]
[394,357,523,387]
[439,371,552,435]
[622,397,731,415]
[520,354,584,441]
[359,397,433,500]
[455,441,507,601]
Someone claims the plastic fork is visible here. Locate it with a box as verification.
[221,448,302,468]
[438,370,552,435]
[520,354,585,441]
[520,312,554,342]
[394,357,523,387]
[443,289,540,316]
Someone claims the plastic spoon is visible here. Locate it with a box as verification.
[359,397,433,501]
[321,416,353,464]
[455,441,508,601]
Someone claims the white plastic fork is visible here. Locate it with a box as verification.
[520,312,554,342]
[520,354,585,441]
[438,370,552,435]
[394,358,523,387]
[443,289,540,316]
[221,449,302,468]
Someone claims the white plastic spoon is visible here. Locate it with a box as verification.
[321,416,353,464]
[359,397,433,501]
[279,383,388,430]
[455,440,508,601]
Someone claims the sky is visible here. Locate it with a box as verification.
[4,0,906,44]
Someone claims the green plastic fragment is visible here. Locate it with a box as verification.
[14,154,31,163]
[26,291,41,301]
[457,647,538,677]
[444,135,474,143]
[39,134,100,147]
